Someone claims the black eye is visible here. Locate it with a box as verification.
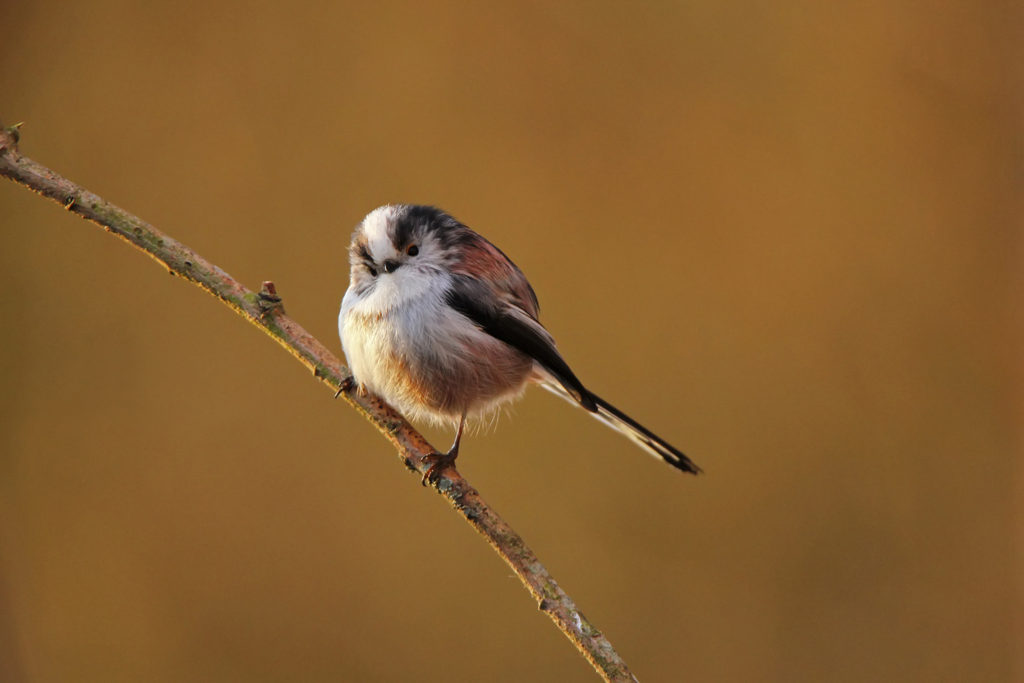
[366,265,377,277]
[406,244,419,257]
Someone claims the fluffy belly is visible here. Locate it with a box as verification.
[342,306,534,425]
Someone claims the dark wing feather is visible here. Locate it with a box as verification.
[445,277,597,411]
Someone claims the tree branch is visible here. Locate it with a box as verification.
[0,122,637,682]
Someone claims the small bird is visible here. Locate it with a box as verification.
[338,205,700,482]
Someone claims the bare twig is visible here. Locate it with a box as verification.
[0,122,637,682]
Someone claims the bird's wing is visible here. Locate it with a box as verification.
[444,275,595,411]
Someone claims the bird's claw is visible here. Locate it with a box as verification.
[420,450,458,486]
[333,375,355,399]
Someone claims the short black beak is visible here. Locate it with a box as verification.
[382,259,401,274]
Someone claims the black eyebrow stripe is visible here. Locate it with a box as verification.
[357,243,373,263]
[392,215,414,250]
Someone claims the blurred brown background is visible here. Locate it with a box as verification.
[0,1,1020,681]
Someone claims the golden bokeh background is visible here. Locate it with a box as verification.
[1,2,1019,681]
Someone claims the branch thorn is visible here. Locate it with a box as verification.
[1,121,23,155]
[257,280,285,317]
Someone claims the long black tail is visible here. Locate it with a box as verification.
[588,392,701,474]
[539,379,701,474]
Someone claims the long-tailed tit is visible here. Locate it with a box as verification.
[338,204,700,481]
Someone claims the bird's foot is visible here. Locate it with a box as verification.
[333,375,355,399]
[420,449,458,486]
